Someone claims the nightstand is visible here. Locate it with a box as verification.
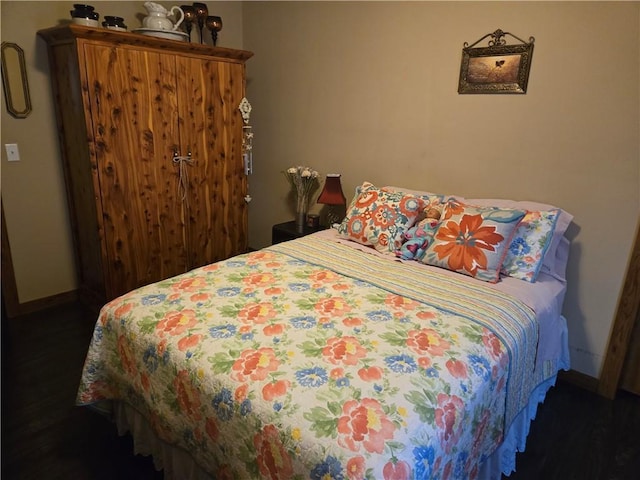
[271,221,325,245]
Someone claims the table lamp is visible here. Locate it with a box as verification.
[317,173,346,227]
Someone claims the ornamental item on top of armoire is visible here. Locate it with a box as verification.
[102,16,127,31]
[206,15,222,46]
[193,2,208,43]
[180,4,196,41]
[142,2,184,31]
[134,2,189,41]
[283,166,320,230]
[177,2,217,44]
[70,3,99,26]
[37,24,253,306]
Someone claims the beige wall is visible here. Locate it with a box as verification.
[242,1,640,379]
[1,1,638,380]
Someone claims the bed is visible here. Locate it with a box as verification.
[77,183,572,479]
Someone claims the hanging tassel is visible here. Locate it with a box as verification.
[173,155,193,205]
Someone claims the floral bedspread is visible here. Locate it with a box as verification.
[77,235,538,480]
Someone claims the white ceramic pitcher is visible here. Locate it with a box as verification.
[142,2,184,31]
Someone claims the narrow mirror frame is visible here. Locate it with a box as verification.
[1,42,32,118]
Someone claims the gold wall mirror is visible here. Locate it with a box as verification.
[1,42,32,118]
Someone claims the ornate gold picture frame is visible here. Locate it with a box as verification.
[458,29,535,94]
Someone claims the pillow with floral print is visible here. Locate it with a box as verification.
[466,198,573,282]
[421,202,526,283]
[380,186,445,213]
[338,182,426,254]
[501,209,561,282]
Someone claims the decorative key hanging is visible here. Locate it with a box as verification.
[238,97,253,203]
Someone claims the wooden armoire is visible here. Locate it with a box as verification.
[37,25,253,306]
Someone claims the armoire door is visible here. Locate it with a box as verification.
[83,43,188,298]
[177,55,248,268]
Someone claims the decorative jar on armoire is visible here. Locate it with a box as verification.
[37,25,253,307]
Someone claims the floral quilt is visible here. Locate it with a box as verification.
[77,235,538,480]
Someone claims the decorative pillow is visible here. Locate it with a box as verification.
[394,204,443,261]
[421,202,526,283]
[501,209,561,282]
[338,182,425,254]
[440,197,467,220]
[381,186,445,211]
[466,197,573,281]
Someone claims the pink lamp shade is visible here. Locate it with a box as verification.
[317,174,346,206]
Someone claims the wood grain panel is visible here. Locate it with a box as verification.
[45,40,106,300]
[38,24,253,63]
[84,44,187,298]
[38,25,252,305]
[177,56,247,268]
[598,218,640,398]
[621,308,640,395]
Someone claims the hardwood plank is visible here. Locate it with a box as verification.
[1,302,163,480]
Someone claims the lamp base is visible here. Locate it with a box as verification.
[326,207,342,227]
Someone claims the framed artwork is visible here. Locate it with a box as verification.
[1,42,32,118]
[458,29,535,94]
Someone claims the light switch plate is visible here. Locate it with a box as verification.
[5,143,20,161]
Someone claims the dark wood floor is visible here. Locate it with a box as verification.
[2,301,639,479]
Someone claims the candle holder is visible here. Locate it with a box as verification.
[181,5,196,41]
[192,2,208,44]
[205,15,222,46]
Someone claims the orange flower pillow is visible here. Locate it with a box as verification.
[420,202,526,283]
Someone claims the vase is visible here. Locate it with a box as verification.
[295,194,308,230]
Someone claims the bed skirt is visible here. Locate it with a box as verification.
[98,370,561,480]
[111,401,211,480]
[479,372,561,478]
